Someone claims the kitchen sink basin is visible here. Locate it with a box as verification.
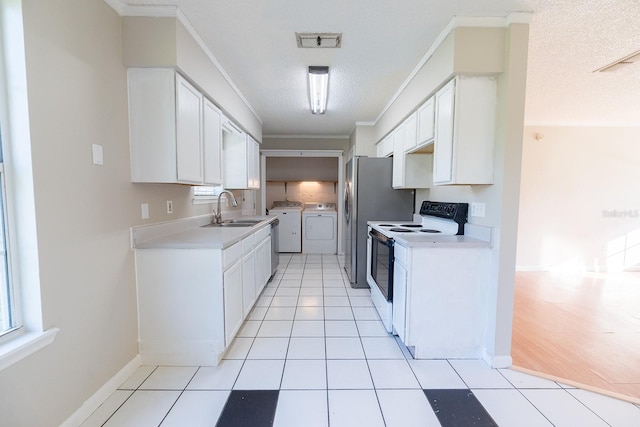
[201,222,254,228]
[201,219,262,228]
[225,219,262,224]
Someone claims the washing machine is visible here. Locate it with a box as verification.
[302,202,337,254]
[269,201,302,252]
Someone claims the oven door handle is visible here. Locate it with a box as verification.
[369,228,394,247]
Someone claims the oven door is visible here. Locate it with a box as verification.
[368,228,394,302]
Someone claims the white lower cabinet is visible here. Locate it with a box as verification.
[223,258,243,347]
[392,246,408,339]
[241,247,256,317]
[135,224,272,366]
[393,242,490,359]
[255,236,271,295]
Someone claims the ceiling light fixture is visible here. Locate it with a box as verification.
[308,66,329,115]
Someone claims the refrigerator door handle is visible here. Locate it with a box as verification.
[343,184,351,224]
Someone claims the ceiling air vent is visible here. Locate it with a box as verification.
[594,49,640,72]
[296,32,342,48]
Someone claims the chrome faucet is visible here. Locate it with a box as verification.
[214,190,239,224]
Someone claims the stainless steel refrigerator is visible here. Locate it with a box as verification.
[344,156,415,288]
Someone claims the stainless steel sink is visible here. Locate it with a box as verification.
[201,222,254,228]
[201,219,262,228]
[225,219,262,224]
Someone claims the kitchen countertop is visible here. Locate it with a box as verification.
[133,215,275,250]
[368,221,492,249]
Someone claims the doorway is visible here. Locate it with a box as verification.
[512,126,640,403]
[260,149,344,254]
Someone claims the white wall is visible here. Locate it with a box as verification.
[0,1,213,425]
[517,126,640,272]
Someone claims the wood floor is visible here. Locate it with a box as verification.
[512,271,640,402]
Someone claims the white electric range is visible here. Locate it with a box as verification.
[366,201,469,332]
[368,200,468,240]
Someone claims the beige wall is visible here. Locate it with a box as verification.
[517,126,640,272]
[0,1,214,425]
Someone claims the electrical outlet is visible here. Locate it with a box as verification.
[92,144,103,165]
[166,200,173,214]
[141,203,149,219]
[471,202,485,218]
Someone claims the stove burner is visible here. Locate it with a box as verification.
[378,224,395,227]
[420,229,442,233]
[389,228,414,233]
[400,224,423,228]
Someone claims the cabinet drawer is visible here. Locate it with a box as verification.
[255,225,270,242]
[241,234,255,253]
[394,243,408,266]
[224,241,242,269]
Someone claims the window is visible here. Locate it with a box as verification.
[0,144,15,336]
[0,0,57,370]
[192,185,223,204]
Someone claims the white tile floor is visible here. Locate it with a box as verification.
[82,253,640,427]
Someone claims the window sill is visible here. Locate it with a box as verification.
[192,197,216,205]
[0,327,59,372]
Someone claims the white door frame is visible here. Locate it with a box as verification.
[260,149,344,255]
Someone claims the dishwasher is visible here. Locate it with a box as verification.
[270,218,279,278]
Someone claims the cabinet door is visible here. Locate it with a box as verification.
[203,98,222,185]
[403,112,417,153]
[391,126,405,188]
[392,260,408,341]
[248,136,260,189]
[255,237,271,296]
[376,134,392,158]
[222,119,249,189]
[416,96,435,148]
[433,79,455,184]
[223,260,243,346]
[242,250,256,317]
[176,74,204,184]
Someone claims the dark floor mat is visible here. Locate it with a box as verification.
[216,390,280,427]
[424,389,498,427]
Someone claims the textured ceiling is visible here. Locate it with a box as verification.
[119,0,640,136]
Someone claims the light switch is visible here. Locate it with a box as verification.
[471,202,485,218]
[92,144,103,165]
[141,203,149,219]
[166,200,173,214]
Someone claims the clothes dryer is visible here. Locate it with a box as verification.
[302,203,337,254]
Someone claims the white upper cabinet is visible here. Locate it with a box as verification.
[415,96,435,150]
[392,112,432,189]
[222,116,260,190]
[176,75,204,183]
[128,68,222,185]
[433,76,497,185]
[376,133,393,158]
[203,98,223,185]
[391,126,405,187]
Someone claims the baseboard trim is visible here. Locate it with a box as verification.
[511,365,640,405]
[482,349,513,368]
[60,355,141,427]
